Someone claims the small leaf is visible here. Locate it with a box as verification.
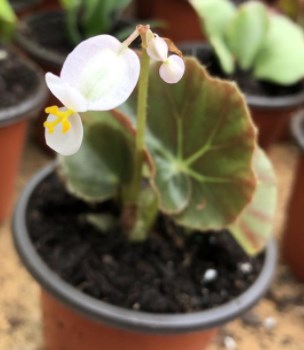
[229,148,277,255]
[86,213,118,232]
[254,14,304,84]
[59,110,135,203]
[226,1,269,70]
[189,0,236,37]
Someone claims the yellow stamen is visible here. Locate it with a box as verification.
[44,106,75,134]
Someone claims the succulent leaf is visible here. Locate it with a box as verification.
[189,0,236,37]
[226,1,269,70]
[59,110,135,203]
[229,147,277,255]
[254,14,304,84]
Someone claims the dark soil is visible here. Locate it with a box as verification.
[0,47,39,109]
[26,172,264,314]
[181,44,304,98]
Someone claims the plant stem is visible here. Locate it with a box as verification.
[128,49,150,205]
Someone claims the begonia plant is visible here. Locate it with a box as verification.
[43,24,277,255]
[190,0,304,85]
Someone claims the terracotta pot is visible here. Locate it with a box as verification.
[282,110,304,280]
[136,0,205,42]
[13,163,277,350]
[180,42,304,149]
[0,53,47,221]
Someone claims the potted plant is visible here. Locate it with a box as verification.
[13,25,277,350]
[15,0,137,73]
[0,0,47,221]
[282,110,304,281]
[184,0,304,148]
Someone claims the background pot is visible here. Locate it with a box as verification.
[180,42,304,149]
[282,110,304,281]
[11,0,42,18]
[0,52,47,221]
[135,0,206,42]
[13,163,277,350]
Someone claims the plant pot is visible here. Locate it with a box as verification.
[180,42,304,149]
[135,0,206,42]
[0,49,47,221]
[11,0,42,18]
[282,110,304,281]
[13,163,277,350]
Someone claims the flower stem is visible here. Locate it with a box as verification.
[128,49,150,205]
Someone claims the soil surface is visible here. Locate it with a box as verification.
[26,173,263,314]
[0,47,39,109]
[181,44,304,98]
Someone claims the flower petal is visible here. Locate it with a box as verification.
[59,35,140,111]
[159,55,185,84]
[45,109,83,156]
[45,73,88,112]
[147,35,168,62]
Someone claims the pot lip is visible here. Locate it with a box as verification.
[290,109,304,151]
[179,41,304,111]
[0,49,48,127]
[15,10,67,70]
[13,162,277,334]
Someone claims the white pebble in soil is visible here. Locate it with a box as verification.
[263,316,277,331]
[0,50,8,60]
[238,262,253,274]
[202,269,218,283]
[224,336,237,350]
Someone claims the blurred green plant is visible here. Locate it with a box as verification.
[190,0,304,84]
[0,0,17,42]
[59,0,134,45]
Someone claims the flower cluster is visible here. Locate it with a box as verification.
[43,27,185,156]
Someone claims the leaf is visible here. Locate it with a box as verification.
[210,36,234,74]
[226,1,269,70]
[59,110,135,203]
[254,14,304,84]
[229,148,277,255]
[189,0,236,38]
[0,0,16,41]
[86,213,118,232]
[123,57,257,230]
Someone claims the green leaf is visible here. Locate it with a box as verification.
[59,111,135,203]
[0,0,16,23]
[229,148,277,255]
[226,1,269,70]
[189,0,236,38]
[254,14,304,84]
[123,57,257,230]
[210,36,234,74]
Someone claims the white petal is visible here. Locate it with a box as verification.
[59,35,140,111]
[146,35,168,62]
[159,55,185,84]
[45,110,83,156]
[45,73,87,112]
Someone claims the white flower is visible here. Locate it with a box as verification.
[146,34,185,84]
[44,34,140,156]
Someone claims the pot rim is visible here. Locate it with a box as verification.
[0,48,48,127]
[15,10,67,70]
[13,162,277,334]
[290,109,304,151]
[178,41,304,110]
